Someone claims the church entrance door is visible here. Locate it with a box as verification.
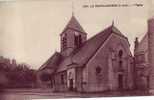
[69,79,74,91]
[118,74,124,90]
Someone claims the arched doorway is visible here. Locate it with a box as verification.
[69,79,74,91]
[68,72,74,91]
[118,74,124,90]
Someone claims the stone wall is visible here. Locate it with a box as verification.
[83,33,133,92]
[54,71,67,92]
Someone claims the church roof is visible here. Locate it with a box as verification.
[71,25,113,65]
[39,52,61,72]
[38,15,128,72]
[57,25,127,72]
[61,15,86,34]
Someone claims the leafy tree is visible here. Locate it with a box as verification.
[0,56,37,88]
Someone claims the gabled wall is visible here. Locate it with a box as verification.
[82,33,133,92]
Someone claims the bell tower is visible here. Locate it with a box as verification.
[60,15,87,57]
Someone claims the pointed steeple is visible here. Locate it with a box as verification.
[62,15,86,34]
[60,15,87,54]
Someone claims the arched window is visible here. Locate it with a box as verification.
[74,32,82,48]
[118,50,123,71]
[61,34,67,50]
[96,66,102,74]
[118,50,123,58]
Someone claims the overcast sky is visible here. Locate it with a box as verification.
[0,0,153,69]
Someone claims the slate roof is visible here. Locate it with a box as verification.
[57,25,127,72]
[39,16,128,73]
[72,25,113,66]
[61,15,86,34]
[39,52,61,72]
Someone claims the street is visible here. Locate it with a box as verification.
[0,89,151,100]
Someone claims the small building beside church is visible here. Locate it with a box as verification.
[134,35,149,90]
[134,17,154,91]
[37,15,134,92]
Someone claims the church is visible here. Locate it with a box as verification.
[37,15,134,92]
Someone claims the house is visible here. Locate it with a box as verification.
[134,17,154,93]
[37,15,134,92]
[134,35,149,90]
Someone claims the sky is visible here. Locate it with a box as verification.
[0,0,153,69]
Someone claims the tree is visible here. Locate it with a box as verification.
[0,56,37,88]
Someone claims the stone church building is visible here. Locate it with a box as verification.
[37,15,134,92]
